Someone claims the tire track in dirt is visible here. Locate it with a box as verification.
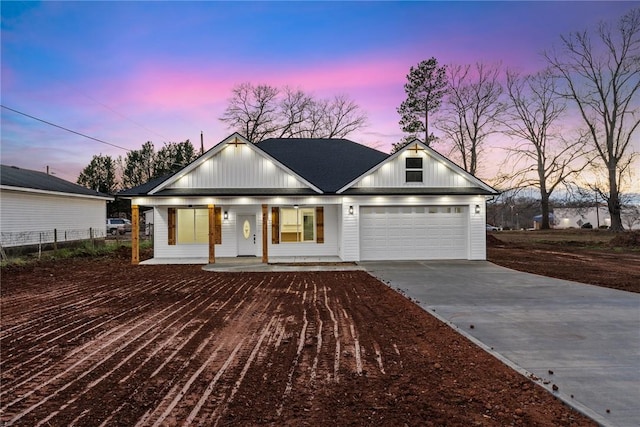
[3,297,191,423]
[137,275,278,426]
[1,278,160,344]
[323,284,341,383]
[1,273,204,423]
[1,267,597,427]
[0,273,195,396]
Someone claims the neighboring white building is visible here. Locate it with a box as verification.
[554,207,611,229]
[554,206,640,230]
[120,134,498,264]
[0,165,113,248]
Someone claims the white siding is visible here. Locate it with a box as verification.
[469,202,486,260]
[168,144,307,189]
[268,205,339,257]
[153,206,245,259]
[0,190,108,247]
[147,197,489,262]
[354,150,474,188]
[340,196,488,261]
[340,202,359,261]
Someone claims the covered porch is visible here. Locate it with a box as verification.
[139,256,360,272]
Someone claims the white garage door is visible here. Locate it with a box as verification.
[360,206,468,260]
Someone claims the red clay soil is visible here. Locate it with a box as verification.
[487,233,640,293]
[0,257,594,426]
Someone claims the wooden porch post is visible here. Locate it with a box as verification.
[131,205,139,265]
[262,204,268,263]
[208,204,216,264]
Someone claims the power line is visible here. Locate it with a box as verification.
[1,104,131,152]
[42,73,172,141]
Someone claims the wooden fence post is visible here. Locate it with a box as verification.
[132,205,140,265]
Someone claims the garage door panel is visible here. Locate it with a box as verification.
[360,206,468,260]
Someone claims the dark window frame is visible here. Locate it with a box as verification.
[406,157,423,183]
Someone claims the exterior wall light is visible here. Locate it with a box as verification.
[293,204,299,209]
[224,211,229,220]
[475,204,481,214]
[349,205,354,215]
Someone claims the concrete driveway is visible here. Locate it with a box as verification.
[361,261,640,427]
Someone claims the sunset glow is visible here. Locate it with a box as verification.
[1,1,636,189]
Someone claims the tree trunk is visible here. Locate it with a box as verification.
[424,107,430,146]
[469,141,477,176]
[540,193,551,230]
[608,165,624,231]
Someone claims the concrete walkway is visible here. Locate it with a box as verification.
[201,256,364,272]
[361,261,640,427]
[142,256,364,271]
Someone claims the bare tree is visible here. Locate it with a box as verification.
[220,83,367,142]
[321,95,368,138]
[545,8,640,231]
[436,62,506,176]
[277,87,313,138]
[622,204,640,229]
[220,83,280,143]
[503,69,591,229]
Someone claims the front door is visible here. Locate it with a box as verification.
[237,215,257,256]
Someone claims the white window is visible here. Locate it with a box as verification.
[177,208,208,244]
[280,207,315,242]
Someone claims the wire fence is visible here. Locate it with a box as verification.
[1,227,108,249]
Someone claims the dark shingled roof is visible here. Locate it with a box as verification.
[0,164,111,198]
[257,138,388,193]
[117,174,176,196]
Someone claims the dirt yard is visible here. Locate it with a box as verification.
[487,230,640,293]
[1,255,594,426]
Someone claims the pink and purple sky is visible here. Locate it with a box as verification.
[1,1,637,188]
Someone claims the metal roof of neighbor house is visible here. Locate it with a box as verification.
[257,138,389,193]
[0,164,112,198]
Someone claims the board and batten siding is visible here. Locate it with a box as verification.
[153,206,243,259]
[340,202,359,261]
[468,202,487,260]
[0,190,108,247]
[268,205,339,258]
[354,151,474,188]
[168,144,307,189]
[152,205,338,259]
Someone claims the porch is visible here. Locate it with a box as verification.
[140,256,362,272]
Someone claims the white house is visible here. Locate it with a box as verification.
[554,207,611,229]
[554,206,640,230]
[120,134,498,264]
[0,165,113,248]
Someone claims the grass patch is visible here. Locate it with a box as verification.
[1,240,153,268]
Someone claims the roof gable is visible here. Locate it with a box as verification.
[257,138,388,193]
[338,140,497,194]
[147,133,322,195]
[0,164,112,199]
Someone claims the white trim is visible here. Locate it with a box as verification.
[0,185,114,201]
[336,139,497,194]
[149,133,323,195]
[130,195,344,207]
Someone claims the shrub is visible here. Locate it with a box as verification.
[609,231,640,247]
